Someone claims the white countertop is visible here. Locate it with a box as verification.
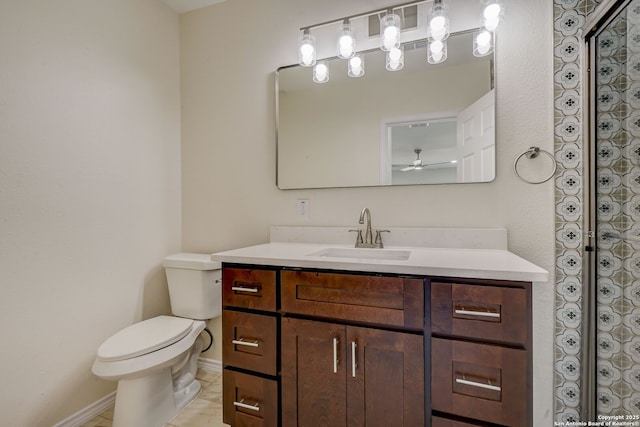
[211,242,549,283]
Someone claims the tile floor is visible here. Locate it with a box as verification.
[80,370,228,427]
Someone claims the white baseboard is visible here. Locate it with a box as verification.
[198,356,222,373]
[52,357,222,427]
[51,390,116,427]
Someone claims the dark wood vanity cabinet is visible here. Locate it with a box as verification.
[430,280,532,427]
[280,270,425,427]
[222,267,279,427]
[221,265,532,427]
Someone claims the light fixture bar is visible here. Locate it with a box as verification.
[298,0,428,33]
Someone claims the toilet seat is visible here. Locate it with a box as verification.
[97,316,195,361]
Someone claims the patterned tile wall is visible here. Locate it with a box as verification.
[554,0,592,421]
[554,0,640,421]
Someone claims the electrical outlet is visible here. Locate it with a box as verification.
[297,199,310,220]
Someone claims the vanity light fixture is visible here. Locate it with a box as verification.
[296,0,504,83]
[337,20,356,59]
[348,55,365,77]
[298,29,316,67]
[313,61,329,83]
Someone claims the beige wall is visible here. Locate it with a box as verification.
[0,1,181,425]
[181,0,555,423]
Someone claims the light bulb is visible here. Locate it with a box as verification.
[428,1,449,41]
[389,47,402,61]
[482,2,503,31]
[348,55,364,77]
[428,39,447,64]
[386,46,404,71]
[484,3,502,20]
[430,40,444,54]
[474,30,493,57]
[313,62,329,83]
[380,13,401,51]
[298,32,316,67]
[337,22,355,59]
[338,35,355,58]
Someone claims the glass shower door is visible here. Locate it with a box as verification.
[591,0,640,417]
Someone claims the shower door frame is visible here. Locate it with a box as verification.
[583,0,635,421]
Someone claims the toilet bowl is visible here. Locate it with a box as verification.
[92,253,221,427]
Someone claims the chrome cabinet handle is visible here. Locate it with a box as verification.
[333,338,339,374]
[351,341,357,378]
[454,309,500,318]
[232,338,259,347]
[455,378,501,392]
[231,286,259,293]
[233,398,260,411]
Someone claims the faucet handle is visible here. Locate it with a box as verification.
[374,230,390,248]
[349,229,364,245]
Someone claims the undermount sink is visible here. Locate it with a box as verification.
[307,247,411,261]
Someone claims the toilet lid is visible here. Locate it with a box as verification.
[97,316,195,362]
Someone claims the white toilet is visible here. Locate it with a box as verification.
[92,253,222,427]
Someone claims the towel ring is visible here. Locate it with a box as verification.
[513,146,557,184]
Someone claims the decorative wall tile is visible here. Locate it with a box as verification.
[557,329,583,355]
[557,195,583,221]
[555,10,586,36]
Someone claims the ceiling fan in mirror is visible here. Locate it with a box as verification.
[397,148,457,171]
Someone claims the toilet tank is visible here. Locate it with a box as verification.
[162,253,222,320]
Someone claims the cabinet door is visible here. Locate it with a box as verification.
[347,326,424,427]
[281,317,347,427]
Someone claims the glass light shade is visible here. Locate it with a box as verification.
[298,32,316,67]
[386,46,404,71]
[482,1,504,31]
[348,55,365,77]
[427,39,447,64]
[473,29,493,57]
[380,13,401,51]
[337,22,356,59]
[428,1,449,41]
[313,61,329,83]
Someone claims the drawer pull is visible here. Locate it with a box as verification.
[351,341,357,378]
[333,338,339,374]
[232,338,260,347]
[454,309,500,319]
[233,398,261,411]
[231,286,259,293]
[455,378,502,392]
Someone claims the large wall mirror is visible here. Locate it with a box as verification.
[276,30,495,190]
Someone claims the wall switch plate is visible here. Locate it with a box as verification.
[297,199,310,219]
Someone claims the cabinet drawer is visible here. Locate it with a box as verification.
[281,270,424,330]
[222,310,277,376]
[431,338,528,426]
[223,268,277,312]
[223,369,278,427]
[431,282,529,346]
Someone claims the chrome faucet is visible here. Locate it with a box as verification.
[359,208,374,247]
[350,208,389,248]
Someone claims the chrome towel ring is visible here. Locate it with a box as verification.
[513,146,557,184]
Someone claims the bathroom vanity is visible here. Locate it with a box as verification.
[212,227,548,427]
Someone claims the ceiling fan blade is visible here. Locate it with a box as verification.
[424,160,457,167]
[400,166,414,172]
